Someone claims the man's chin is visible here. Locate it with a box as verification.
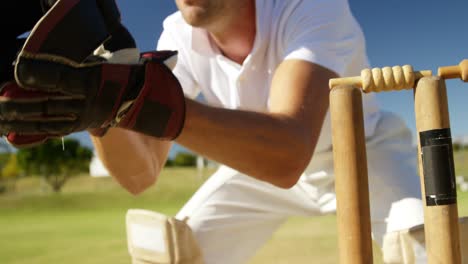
[179,5,216,27]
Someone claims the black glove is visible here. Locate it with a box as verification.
[2,0,185,147]
[10,49,185,140]
[1,0,52,147]
[0,0,148,147]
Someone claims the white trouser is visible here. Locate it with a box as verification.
[176,112,425,264]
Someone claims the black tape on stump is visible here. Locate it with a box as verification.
[420,128,457,206]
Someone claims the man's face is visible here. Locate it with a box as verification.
[175,0,249,28]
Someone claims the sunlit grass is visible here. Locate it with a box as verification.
[1,151,468,264]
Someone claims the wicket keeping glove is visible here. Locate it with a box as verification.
[1,0,185,147]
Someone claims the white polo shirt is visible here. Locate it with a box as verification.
[157,0,381,153]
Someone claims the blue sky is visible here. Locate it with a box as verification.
[72,0,468,154]
[348,0,468,139]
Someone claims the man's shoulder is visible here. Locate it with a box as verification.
[158,11,192,48]
[266,0,360,38]
[271,0,349,15]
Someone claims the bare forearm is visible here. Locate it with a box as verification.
[177,61,334,188]
[90,128,171,194]
[177,99,319,187]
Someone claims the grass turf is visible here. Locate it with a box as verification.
[1,164,468,264]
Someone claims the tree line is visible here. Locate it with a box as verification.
[453,142,468,152]
[0,138,199,194]
[1,137,466,194]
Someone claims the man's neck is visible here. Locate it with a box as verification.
[208,2,256,65]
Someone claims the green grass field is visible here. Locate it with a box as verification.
[1,159,468,264]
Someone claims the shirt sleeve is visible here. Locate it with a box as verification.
[157,22,201,99]
[281,0,366,77]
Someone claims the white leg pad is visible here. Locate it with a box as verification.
[126,209,204,264]
[382,216,468,264]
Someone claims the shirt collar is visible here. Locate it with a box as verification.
[191,27,218,56]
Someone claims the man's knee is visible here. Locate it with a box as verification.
[126,209,204,264]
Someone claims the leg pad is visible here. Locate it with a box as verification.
[383,216,468,263]
[126,209,204,264]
